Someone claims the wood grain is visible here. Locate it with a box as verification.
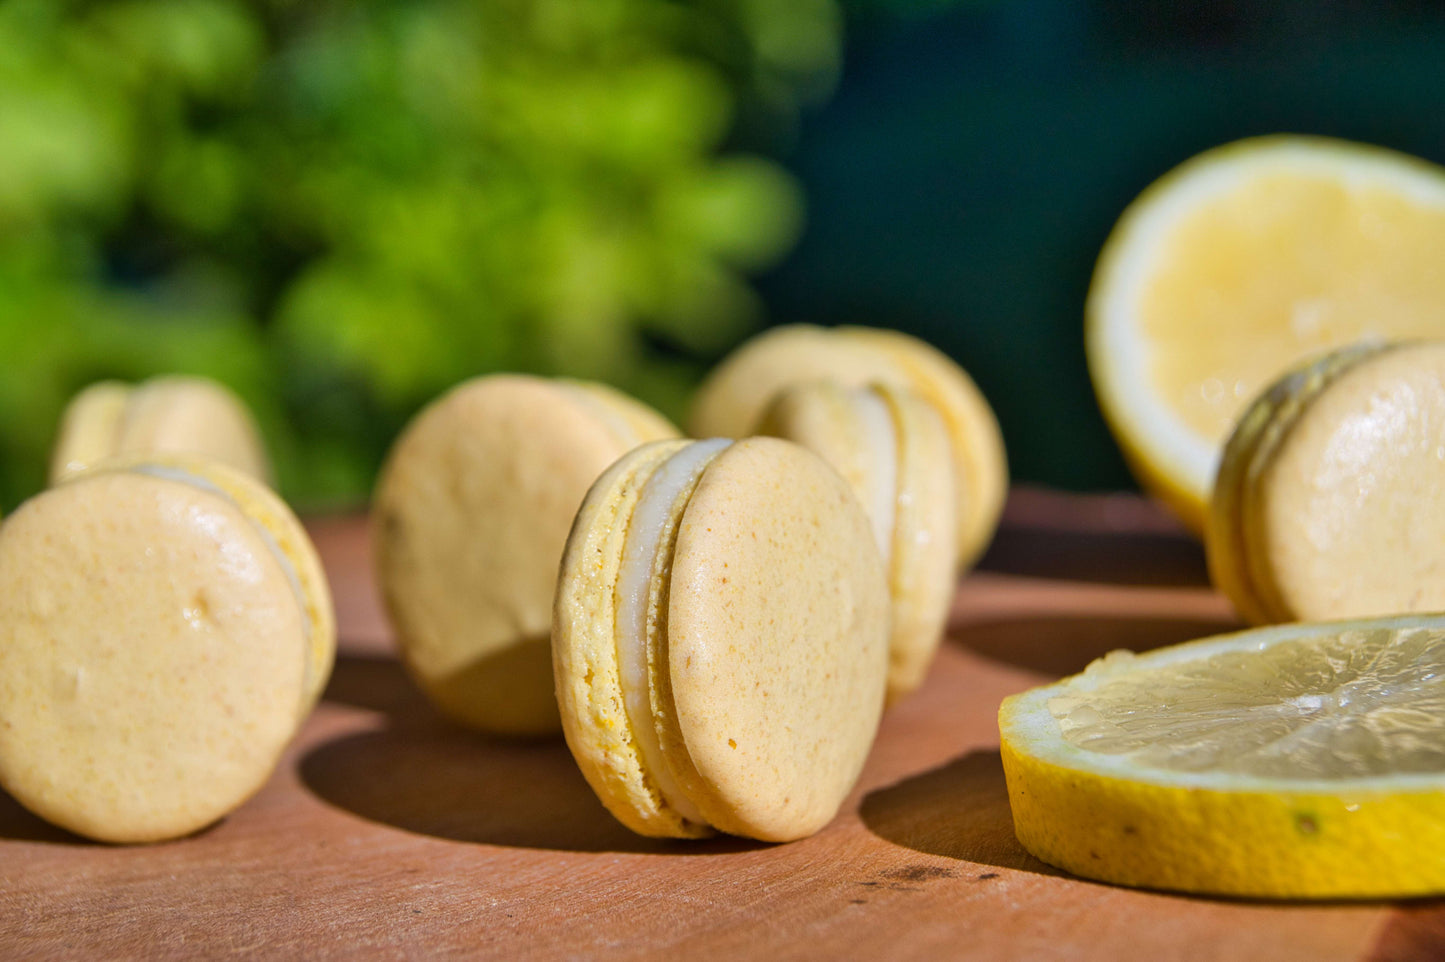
[1,489,1440,960]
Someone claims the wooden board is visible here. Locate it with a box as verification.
[2,489,1441,960]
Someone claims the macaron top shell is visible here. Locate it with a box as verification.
[51,376,271,485]
[374,374,678,735]
[48,381,130,481]
[665,439,890,840]
[687,324,1006,567]
[836,326,1007,567]
[688,325,891,441]
[759,381,959,702]
[1252,341,1445,621]
[96,454,336,714]
[555,437,889,842]
[0,468,310,842]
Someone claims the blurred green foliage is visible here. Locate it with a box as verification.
[0,0,841,510]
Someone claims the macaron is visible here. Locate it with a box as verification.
[688,324,1007,567]
[1206,340,1445,624]
[0,455,334,843]
[50,376,272,485]
[553,436,889,841]
[373,374,679,735]
[757,381,958,702]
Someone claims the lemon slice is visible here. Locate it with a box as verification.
[999,615,1445,898]
[1086,136,1445,533]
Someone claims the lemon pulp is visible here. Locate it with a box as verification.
[1141,171,1445,445]
[1049,625,1445,778]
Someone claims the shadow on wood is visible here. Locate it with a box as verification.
[953,613,1242,677]
[978,528,1210,587]
[0,788,83,845]
[858,750,1066,878]
[1366,900,1445,961]
[299,726,761,855]
[306,656,761,854]
[321,651,435,722]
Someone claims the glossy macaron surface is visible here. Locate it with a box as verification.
[1208,341,1445,623]
[0,467,311,842]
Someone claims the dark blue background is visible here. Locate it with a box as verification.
[755,0,1445,489]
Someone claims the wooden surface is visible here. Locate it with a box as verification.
[2,488,1442,960]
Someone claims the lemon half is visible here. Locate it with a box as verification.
[1000,615,1445,898]
[1087,136,1445,533]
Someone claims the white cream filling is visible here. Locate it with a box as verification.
[615,438,732,825]
[847,387,898,567]
[129,463,313,644]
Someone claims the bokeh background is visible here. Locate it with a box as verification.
[4,0,1445,511]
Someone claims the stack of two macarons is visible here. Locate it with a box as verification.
[0,378,336,843]
[374,325,1005,842]
[696,324,1009,703]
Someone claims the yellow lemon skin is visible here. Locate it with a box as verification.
[1000,734,1445,899]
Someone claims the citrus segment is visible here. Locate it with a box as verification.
[1000,615,1445,897]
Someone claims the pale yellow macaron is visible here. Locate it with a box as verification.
[373,374,679,736]
[1206,341,1445,624]
[758,381,958,703]
[688,324,1007,567]
[553,436,889,841]
[0,455,334,843]
[50,376,271,485]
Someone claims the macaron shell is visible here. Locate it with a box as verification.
[553,438,711,838]
[116,377,272,484]
[0,471,308,842]
[758,382,959,701]
[688,325,904,440]
[1252,341,1445,620]
[875,383,959,701]
[563,381,683,447]
[49,381,131,482]
[374,374,677,735]
[1207,343,1385,624]
[1205,388,1281,625]
[91,453,337,716]
[660,438,889,841]
[837,326,1008,568]
[755,381,881,546]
